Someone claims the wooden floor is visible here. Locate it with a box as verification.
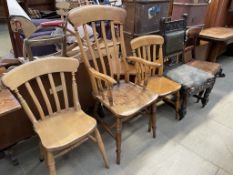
[0,55,233,175]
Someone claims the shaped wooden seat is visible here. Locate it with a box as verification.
[68,5,158,164]
[35,110,96,151]
[130,35,181,119]
[2,57,109,175]
[96,82,156,117]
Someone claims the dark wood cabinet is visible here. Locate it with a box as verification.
[123,0,170,53]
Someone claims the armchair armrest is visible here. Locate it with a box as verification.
[89,68,117,85]
[89,68,117,106]
[127,56,162,68]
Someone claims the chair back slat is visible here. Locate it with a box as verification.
[48,73,61,112]
[131,35,164,76]
[36,77,53,115]
[2,57,80,125]
[119,24,129,82]
[15,89,37,123]
[110,21,120,82]
[91,22,108,75]
[60,72,69,109]
[99,21,111,76]
[25,82,45,119]
[82,25,100,71]
[72,72,81,110]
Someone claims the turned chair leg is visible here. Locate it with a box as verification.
[175,91,180,120]
[115,118,122,164]
[151,103,157,138]
[46,151,56,175]
[95,128,109,169]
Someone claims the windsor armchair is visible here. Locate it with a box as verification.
[68,5,158,164]
[2,57,109,175]
[130,35,181,119]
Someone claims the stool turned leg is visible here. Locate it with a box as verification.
[95,128,109,169]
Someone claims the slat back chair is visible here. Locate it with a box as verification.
[131,35,164,80]
[130,35,181,119]
[68,5,129,93]
[2,57,109,175]
[68,5,158,164]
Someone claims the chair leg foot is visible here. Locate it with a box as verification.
[218,68,225,78]
[95,129,109,169]
[115,118,122,164]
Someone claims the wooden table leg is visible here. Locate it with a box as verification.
[207,42,226,62]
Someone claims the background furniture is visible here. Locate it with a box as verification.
[68,5,158,164]
[204,0,233,28]
[199,27,233,62]
[160,15,216,118]
[130,35,181,119]
[123,0,171,53]
[2,57,109,175]
[172,0,209,27]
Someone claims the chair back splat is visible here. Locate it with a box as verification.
[2,57,80,125]
[68,5,129,91]
[131,35,164,77]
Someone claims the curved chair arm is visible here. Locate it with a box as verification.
[127,56,162,68]
[89,68,117,106]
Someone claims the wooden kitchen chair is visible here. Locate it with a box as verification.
[130,35,181,119]
[68,5,158,164]
[2,57,109,175]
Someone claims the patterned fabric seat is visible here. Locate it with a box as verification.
[165,64,214,93]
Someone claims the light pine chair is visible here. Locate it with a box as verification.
[2,57,109,175]
[68,5,158,164]
[130,35,181,119]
